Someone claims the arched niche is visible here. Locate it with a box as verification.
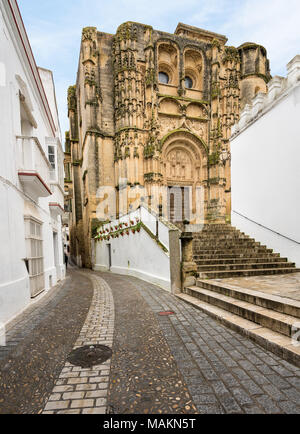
[161,130,208,184]
[186,102,204,118]
[184,49,204,92]
[165,145,195,182]
[157,41,179,86]
[159,97,181,116]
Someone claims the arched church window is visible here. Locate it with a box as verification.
[185,76,193,89]
[159,72,169,84]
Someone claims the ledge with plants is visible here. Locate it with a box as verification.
[94,217,142,241]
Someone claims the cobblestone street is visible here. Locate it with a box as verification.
[0,268,300,414]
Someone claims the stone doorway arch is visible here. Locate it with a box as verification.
[160,130,208,224]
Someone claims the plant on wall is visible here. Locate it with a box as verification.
[94,218,143,242]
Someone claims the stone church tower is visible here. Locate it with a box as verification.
[65,22,271,267]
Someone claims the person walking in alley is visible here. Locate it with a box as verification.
[65,251,69,270]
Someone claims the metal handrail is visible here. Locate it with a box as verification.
[233,210,300,245]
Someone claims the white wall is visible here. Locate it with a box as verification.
[231,57,300,266]
[0,183,30,325]
[0,2,65,326]
[232,212,300,267]
[95,229,171,291]
[93,207,173,292]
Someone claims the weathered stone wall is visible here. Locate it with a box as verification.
[65,21,271,267]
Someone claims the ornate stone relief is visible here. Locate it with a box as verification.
[166,148,193,181]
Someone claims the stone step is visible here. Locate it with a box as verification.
[193,238,259,244]
[201,224,236,229]
[193,233,249,240]
[198,267,300,279]
[197,262,296,272]
[199,229,240,235]
[194,237,252,243]
[193,253,281,260]
[194,243,264,250]
[195,257,288,265]
[196,279,300,318]
[194,231,249,237]
[193,248,274,255]
[176,293,300,368]
[185,286,299,337]
[194,241,256,246]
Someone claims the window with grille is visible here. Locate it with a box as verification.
[25,217,44,297]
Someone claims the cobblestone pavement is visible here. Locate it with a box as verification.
[43,271,114,414]
[0,278,69,363]
[1,269,300,414]
[102,273,197,415]
[0,269,93,414]
[100,273,300,414]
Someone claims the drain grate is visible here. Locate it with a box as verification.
[67,345,112,368]
[158,311,175,316]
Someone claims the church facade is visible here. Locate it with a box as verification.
[65,22,271,267]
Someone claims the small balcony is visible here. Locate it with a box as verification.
[49,181,65,219]
[17,136,52,200]
[49,202,64,217]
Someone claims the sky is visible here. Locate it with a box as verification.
[18,0,300,144]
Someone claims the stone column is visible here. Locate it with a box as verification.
[180,232,198,289]
[169,229,181,295]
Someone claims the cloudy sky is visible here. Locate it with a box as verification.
[18,0,300,141]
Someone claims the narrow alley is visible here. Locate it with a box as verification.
[1,268,299,414]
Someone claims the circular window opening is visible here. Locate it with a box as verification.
[159,72,169,84]
[185,76,193,89]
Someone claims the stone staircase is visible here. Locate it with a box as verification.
[176,224,300,366]
[193,224,299,279]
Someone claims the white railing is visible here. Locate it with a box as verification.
[93,205,182,292]
[99,205,178,251]
[17,136,51,186]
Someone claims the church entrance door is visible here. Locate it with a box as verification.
[167,186,191,222]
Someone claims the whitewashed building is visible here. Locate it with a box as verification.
[0,0,65,326]
[231,55,300,267]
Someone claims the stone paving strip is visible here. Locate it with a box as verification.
[104,274,300,414]
[43,272,114,414]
